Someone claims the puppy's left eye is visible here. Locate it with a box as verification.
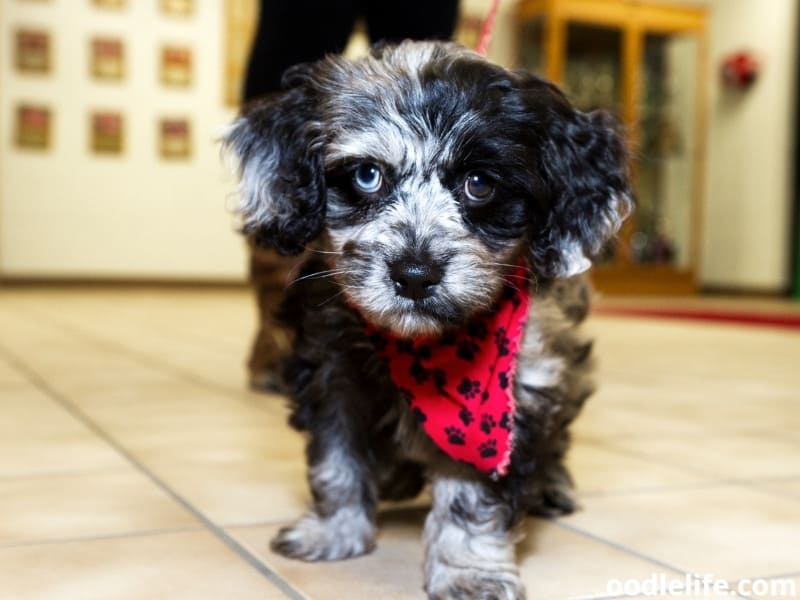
[464,172,495,206]
[353,164,383,193]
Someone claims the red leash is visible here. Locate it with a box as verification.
[475,0,501,56]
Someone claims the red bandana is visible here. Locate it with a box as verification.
[365,262,531,478]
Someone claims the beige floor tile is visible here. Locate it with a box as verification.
[70,379,276,430]
[230,510,685,600]
[602,432,800,480]
[0,530,290,600]
[565,484,800,580]
[1,296,256,391]
[0,387,127,478]
[149,459,308,527]
[117,420,303,467]
[757,478,800,501]
[0,430,126,479]
[0,469,198,545]
[0,357,27,386]
[567,439,709,496]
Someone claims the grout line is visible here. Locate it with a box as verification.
[0,526,204,550]
[0,303,284,417]
[580,438,800,502]
[0,342,305,600]
[552,519,689,577]
[580,438,800,486]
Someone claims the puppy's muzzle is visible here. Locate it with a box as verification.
[388,257,443,301]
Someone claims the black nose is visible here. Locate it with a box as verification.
[389,259,443,300]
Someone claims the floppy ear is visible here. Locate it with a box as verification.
[224,66,325,255]
[523,77,633,278]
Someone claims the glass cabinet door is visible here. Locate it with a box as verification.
[634,33,699,269]
[563,23,623,118]
[518,17,545,76]
[563,23,625,264]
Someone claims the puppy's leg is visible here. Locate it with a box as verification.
[424,477,524,600]
[271,436,376,561]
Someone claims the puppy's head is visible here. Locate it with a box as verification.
[225,41,631,337]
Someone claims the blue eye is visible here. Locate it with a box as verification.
[464,172,494,205]
[353,164,383,193]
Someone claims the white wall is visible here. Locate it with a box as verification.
[700,0,797,291]
[2,0,796,290]
[0,0,245,280]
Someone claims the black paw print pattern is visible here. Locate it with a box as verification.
[478,439,497,457]
[409,359,430,384]
[369,333,388,351]
[498,371,509,390]
[416,345,432,360]
[494,327,510,357]
[481,390,490,404]
[459,408,474,426]
[432,368,447,390]
[467,321,489,340]
[457,377,481,400]
[412,406,427,423]
[396,339,415,355]
[499,412,511,430]
[445,426,465,445]
[456,339,480,361]
[480,414,496,434]
[502,283,522,307]
[439,332,457,346]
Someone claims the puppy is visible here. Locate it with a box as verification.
[225,40,631,600]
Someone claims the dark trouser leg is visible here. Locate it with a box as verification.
[246,241,295,391]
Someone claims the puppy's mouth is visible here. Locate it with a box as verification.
[336,270,466,338]
[360,295,465,338]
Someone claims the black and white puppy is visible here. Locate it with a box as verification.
[226,41,631,600]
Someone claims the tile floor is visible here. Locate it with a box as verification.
[0,286,798,600]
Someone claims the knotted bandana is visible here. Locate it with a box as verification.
[366,262,531,478]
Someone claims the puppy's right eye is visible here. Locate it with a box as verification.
[353,164,383,194]
[464,172,495,206]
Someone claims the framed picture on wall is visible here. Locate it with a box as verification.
[158,118,192,159]
[160,45,192,87]
[15,29,51,74]
[90,37,125,80]
[90,111,124,154]
[160,0,193,16]
[15,104,52,150]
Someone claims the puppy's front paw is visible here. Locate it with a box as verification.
[270,510,375,562]
[426,568,525,600]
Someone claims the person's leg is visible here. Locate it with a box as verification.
[246,241,295,391]
[361,0,459,45]
[243,0,357,391]
[245,0,357,101]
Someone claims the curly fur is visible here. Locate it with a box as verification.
[225,40,631,599]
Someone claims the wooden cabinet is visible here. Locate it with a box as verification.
[516,0,709,294]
